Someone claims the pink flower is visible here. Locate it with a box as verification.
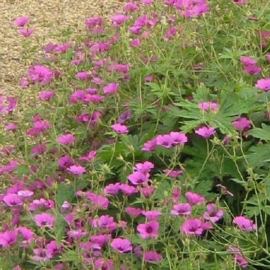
[38,90,55,100]
[94,258,114,269]
[27,65,54,85]
[137,220,159,238]
[92,215,117,231]
[18,28,34,37]
[232,117,251,132]
[156,134,174,148]
[233,216,256,231]
[141,210,161,220]
[227,245,248,268]
[143,250,162,262]
[142,138,157,151]
[239,56,256,65]
[111,123,129,134]
[123,2,139,11]
[180,218,204,235]
[13,16,29,27]
[169,131,188,144]
[2,193,22,206]
[128,171,149,185]
[232,0,246,4]
[185,191,205,205]
[57,133,75,145]
[111,14,129,26]
[67,165,86,175]
[198,101,218,111]
[255,78,270,91]
[170,203,191,216]
[125,206,142,217]
[103,82,119,94]
[110,238,132,253]
[119,183,138,195]
[17,190,34,198]
[104,183,121,195]
[195,126,216,138]
[34,213,54,227]
[0,230,18,247]
[163,169,183,177]
[243,64,261,74]
[203,204,224,222]
[134,161,154,173]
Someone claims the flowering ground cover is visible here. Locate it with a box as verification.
[1,0,270,269]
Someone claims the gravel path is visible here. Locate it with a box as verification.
[0,0,122,96]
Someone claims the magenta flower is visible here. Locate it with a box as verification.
[3,193,22,206]
[128,171,149,185]
[67,165,86,175]
[94,258,114,269]
[134,161,154,173]
[163,168,183,177]
[233,216,256,231]
[27,65,54,85]
[255,78,270,91]
[141,210,161,220]
[185,191,205,205]
[180,218,204,235]
[33,248,51,261]
[156,134,174,148]
[91,233,111,246]
[244,64,261,74]
[119,183,138,195]
[232,0,246,4]
[92,215,117,231]
[142,137,157,151]
[17,190,34,198]
[240,56,256,65]
[0,229,18,247]
[198,101,218,111]
[169,131,188,144]
[125,206,142,217]
[110,238,132,253]
[123,2,139,11]
[85,192,109,209]
[195,126,216,138]
[170,203,191,216]
[17,227,34,245]
[57,133,75,145]
[227,245,248,268]
[103,82,119,94]
[111,123,128,134]
[34,213,54,227]
[13,16,29,27]
[38,90,55,100]
[231,117,251,132]
[143,250,162,262]
[203,204,224,222]
[111,14,129,25]
[104,183,121,194]
[140,185,155,197]
[79,150,96,161]
[137,220,159,239]
[18,28,34,37]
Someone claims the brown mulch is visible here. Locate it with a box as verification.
[0,0,123,97]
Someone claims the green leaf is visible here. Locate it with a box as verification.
[246,144,270,167]
[15,164,29,177]
[247,124,270,141]
[55,182,75,207]
[54,213,67,245]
